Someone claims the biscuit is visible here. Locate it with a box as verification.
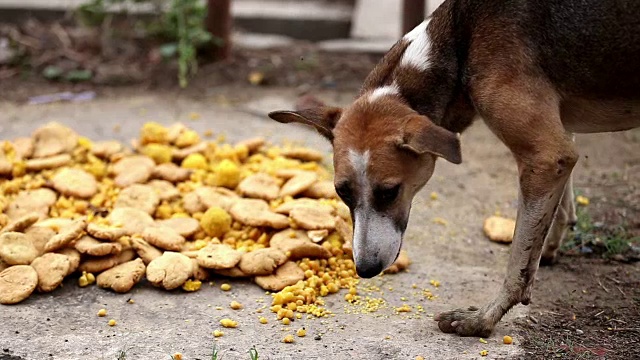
[44,218,86,252]
[1,212,40,233]
[32,122,78,158]
[279,171,318,197]
[114,184,160,215]
[31,253,71,292]
[301,180,338,199]
[214,266,250,278]
[112,155,155,175]
[195,186,239,211]
[0,232,39,265]
[90,140,124,159]
[25,154,72,171]
[483,216,516,243]
[130,237,163,264]
[171,142,207,160]
[146,251,193,290]
[51,168,98,199]
[12,137,34,160]
[148,180,180,201]
[190,258,210,281]
[78,255,119,274]
[6,188,57,220]
[238,248,288,276]
[56,248,81,275]
[229,199,289,229]
[24,225,56,256]
[0,265,38,304]
[107,207,155,236]
[182,192,206,214]
[289,206,336,230]
[75,235,122,256]
[270,229,332,260]
[114,167,151,188]
[86,223,127,241]
[273,199,333,215]
[254,261,305,291]
[97,258,145,293]
[235,137,265,153]
[280,148,324,162]
[196,244,243,270]
[156,217,200,238]
[142,226,185,251]
[152,163,192,183]
[383,250,411,274]
[237,173,281,200]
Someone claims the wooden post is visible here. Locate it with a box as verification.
[207,0,232,61]
[402,0,425,34]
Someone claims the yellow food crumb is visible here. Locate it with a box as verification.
[188,112,201,121]
[97,308,107,317]
[430,279,440,287]
[128,299,135,304]
[141,143,173,164]
[416,357,425,360]
[432,217,448,226]
[296,328,306,337]
[430,192,438,200]
[283,334,295,343]
[480,350,488,356]
[108,319,116,326]
[576,195,590,206]
[211,159,241,188]
[503,335,513,344]
[78,272,96,287]
[282,318,291,325]
[230,301,243,310]
[181,153,208,170]
[479,338,487,344]
[259,317,268,324]
[220,283,231,291]
[213,330,224,337]
[182,279,202,292]
[200,207,232,238]
[172,353,183,360]
[220,319,237,328]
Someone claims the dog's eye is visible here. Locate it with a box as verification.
[375,184,401,204]
[335,182,353,206]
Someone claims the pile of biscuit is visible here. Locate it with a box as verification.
[0,122,409,312]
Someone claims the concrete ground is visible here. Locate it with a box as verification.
[2,87,635,360]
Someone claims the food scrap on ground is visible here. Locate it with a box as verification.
[0,122,413,328]
[483,215,516,243]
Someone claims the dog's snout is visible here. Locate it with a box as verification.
[355,260,384,279]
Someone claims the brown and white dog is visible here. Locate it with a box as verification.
[268,0,640,337]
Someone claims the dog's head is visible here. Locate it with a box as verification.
[269,93,461,278]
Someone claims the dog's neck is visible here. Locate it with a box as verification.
[359,2,476,134]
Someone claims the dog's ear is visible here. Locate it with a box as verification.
[268,107,343,141]
[397,115,462,164]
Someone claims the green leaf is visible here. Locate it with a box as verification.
[65,69,93,82]
[42,66,63,80]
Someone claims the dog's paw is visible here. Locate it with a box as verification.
[434,306,494,337]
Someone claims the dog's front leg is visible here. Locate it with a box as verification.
[435,85,579,337]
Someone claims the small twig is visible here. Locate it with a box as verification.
[616,286,626,297]
[51,22,72,48]
[608,319,627,324]
[593,310,605,318]
[606,276,622,284]
[597,278,610,293]
[610,327,639,332]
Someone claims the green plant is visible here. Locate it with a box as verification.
[248,346,259,360]
[76,0,213,87]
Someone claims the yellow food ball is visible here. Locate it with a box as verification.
[182,279,202,292]
[259,317,268,324]
[296,328,306,337]
[200,207,232,238]
[230,301,243,310]
[172,353,183,360]
[416,357,425,360]
[175,129,200,148]
[141,143,173,164]
[479,350,488,357]
[140,122,168,145]
[181,153,208,170]
[212,159,241,188]
[108,319,116,326]
[220,283,231,291]
[283,334,295,343]
[503,335,513,344]
[97,308,107,317]
[213,330,224,337]
[282,318,291,325]
[220,319,238,328]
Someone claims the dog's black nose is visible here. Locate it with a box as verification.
[355,261,383,279]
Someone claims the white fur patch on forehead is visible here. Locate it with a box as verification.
[367,84,400,102]
[401,20,431,71]
[348,149,370,186]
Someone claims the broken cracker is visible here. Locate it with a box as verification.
[114,167,152,188]
[130,237,163,265]
[274,198,333,215]
[5,188,57,220]
[97,258,145,293]
[44,218,86,252]
[1,212,40,233]
[254,261,305,291]
[12,137,34,160]
[75,235,122,256]
[56,248,81,275]
[90,140,124,159]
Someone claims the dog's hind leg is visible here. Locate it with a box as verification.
[540,166,578,265]
[435,75,579,337]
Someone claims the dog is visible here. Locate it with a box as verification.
[268,0,640,337]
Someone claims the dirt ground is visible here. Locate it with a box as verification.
[1,38,639,358]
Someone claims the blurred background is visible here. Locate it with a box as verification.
[0,0,445,101]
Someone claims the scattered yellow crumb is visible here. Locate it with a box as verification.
[576,195,590,206]
[283,334,295,343]
[503,335,513,344]
[108,319,116,326]
[188,112,201,121]
[282,318,291,325]
[432,217,448,226]
[430,192,438,200]
[213,330,224,337]
[480,350,488,356]
[416,357,425,360]
[479,338,487,344]
[220,283,231,291]
[172,353,183,360]
[296,328,306,337]
[430,279,440,287]
[230,301,243,310]
[259,317,268,324]
[220,319,238,328]
[97,309,107,317]
[128,299,135,304]
[182,279,202,292]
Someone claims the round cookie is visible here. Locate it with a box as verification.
[0,265,38,304]
[97,258,145,293]
[31,253,71,292]
[146,252,193,290]
[142,226,185,251]
[254,262,305,291]
[51,168,98,199]
[0,232,39,266]
[196,244,243,270]
[238,248,288,276]
[114,184,160,215]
